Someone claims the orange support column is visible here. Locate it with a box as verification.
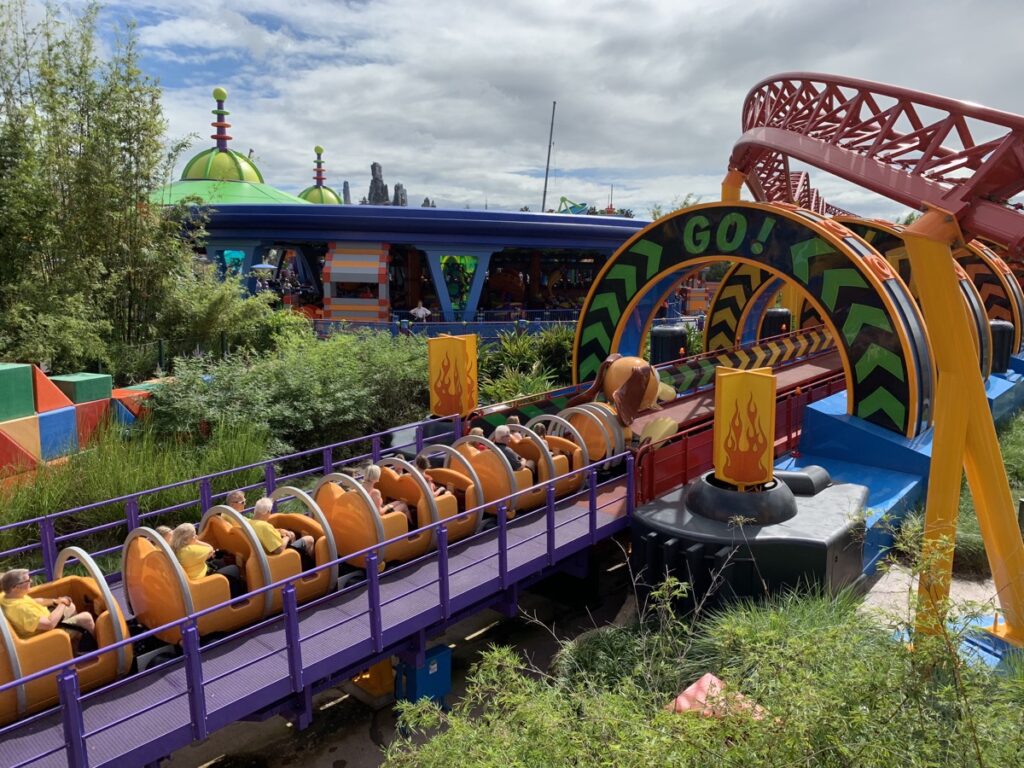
[905,210,1024,645]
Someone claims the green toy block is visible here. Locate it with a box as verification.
[0,363,35,421]
[49,373,113,404]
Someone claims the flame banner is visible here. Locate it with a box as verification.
[428,334,478,417]
[713,367,776,489]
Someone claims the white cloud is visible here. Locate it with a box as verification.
[97,0,1024,218]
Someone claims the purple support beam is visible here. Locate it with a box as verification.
[39,517,56,581]
[546,485,556,566]
[264,464,277,495]
[182,622,208,741]
[437,525,450,621]
[322,446,333,475]
[58,668,87,768]
[198,478,213,514]
[125,497,141,532]
[497,504,508,589]
[587,469,598,545]
[367,553,383,653]
[625,454,635,518]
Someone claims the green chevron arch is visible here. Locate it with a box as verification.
[572,202,933,437]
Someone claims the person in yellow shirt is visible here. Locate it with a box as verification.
[0,569,96,654]
[169,523,245,598]
[251,498,315,570]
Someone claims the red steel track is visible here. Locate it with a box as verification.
[730,73,1024,255]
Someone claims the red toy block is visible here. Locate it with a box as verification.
[32,366,74,413]
[0,430,38,475]
[75,399,111,447]
[111,388,152,418]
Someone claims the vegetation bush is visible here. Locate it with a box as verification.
[895,408,1024,577]
[386,583,1024,767]
[149,330,430,454]
[0,422,269,571]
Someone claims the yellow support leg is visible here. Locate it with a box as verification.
[904,211,1024,645]
[721,170,745,202]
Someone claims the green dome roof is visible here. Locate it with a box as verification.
[181,147,264,183]
[150,179,311,206]
[298,184,342,204]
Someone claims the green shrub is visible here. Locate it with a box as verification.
[149,330,430,455]
[387,585,1024,767]
[479,365,554,404]
[534,324,574,384]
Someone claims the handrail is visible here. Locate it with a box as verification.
[505,424,557,482]
[417,445,487,533]
[268,486,339,591]
[0,451,629,699]
[311,472,384,540]
[120,527,195,617]
[451,436,519,510]
[525,413,590,468]
[199,506,275,618]
[54,547,131,676]
[379,456,442,546]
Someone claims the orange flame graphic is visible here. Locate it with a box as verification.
[433,351,464,415]
[723,394,770,485]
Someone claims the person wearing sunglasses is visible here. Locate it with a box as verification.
[1,569,96,654]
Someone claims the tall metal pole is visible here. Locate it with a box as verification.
[541,101,557,213]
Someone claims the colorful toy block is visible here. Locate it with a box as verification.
[112,400,136,426]
[75,399,111,446]
[112,388,152,418]
[0,363,36,421]
[50,373,113,404]
[32,366,73,413]
[0,430,37,475]
[38,406,79,460]
[0,415,41,461]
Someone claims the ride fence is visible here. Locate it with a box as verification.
[314,319,576,342]
[0,453,633,768]
[0,416,463,583]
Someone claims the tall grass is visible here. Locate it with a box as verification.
[897,408,1024,577]
[0,422,269,572]
[389,583,1024,767]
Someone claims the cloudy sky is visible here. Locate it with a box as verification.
[83,0,1024,218]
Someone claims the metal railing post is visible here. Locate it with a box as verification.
[59,667,88,768]
[497,504,508,589]
[588,469,598,544]
[125,497,141,532]
[198,478,213,513]
[437,526,451,621]
[452,413,462,439]
[39,517,57,581]
[182,621,208,741]
[282,583,304,693]
[546,484,556,566]
[371,435,382,463]
[415,424,424,453]
[322,446,333,475]
[367,553,383,653]
[626,454,635,518]
[264,463,277,495]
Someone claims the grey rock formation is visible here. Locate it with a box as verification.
[422,197,432,207]
[393,183,407,207]
[367,162,390,205]
[342,180,351,205]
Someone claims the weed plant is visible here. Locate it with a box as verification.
[387,578,1024,767]
[0,422,268,571]
[896,408,1024,577]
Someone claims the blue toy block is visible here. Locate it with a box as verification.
[395,645,451,706]
[37,406,79,460]
[113,400,136,426]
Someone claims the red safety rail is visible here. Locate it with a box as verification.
[731,73,1024,255]
[635,370,846,504]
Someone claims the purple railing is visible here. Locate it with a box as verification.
[0,453,632,768]
[0,415,463,581]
